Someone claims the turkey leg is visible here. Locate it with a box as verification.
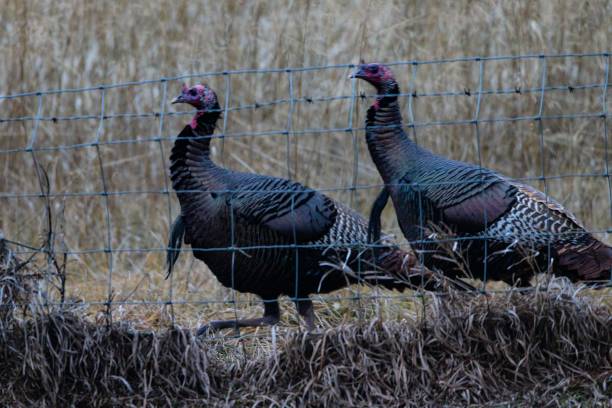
[197,299,280,335]
[294,298,316,331]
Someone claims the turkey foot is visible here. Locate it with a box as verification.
[196,300,280,336]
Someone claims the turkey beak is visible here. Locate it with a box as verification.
[349,67,365,79]
[171,95,185,104]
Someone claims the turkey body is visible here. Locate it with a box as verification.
[363,77,612,286]
[168,106,430,332]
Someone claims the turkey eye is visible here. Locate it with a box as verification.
[189,89,197,96]
[368,66,379,74]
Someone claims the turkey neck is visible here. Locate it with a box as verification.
[365,85,429,183]
[191,110,221,162]
[189,109,228,192]
[170,108,225,195]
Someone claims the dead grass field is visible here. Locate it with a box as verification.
[0,1,611,404]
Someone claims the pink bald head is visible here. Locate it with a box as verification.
[171,83,218,110]
[171,83,220,129]
[350,63,398,95]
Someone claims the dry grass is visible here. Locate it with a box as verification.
[0,1,611,404]
[1,254,610,406]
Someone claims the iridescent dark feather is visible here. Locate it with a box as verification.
[357,63,612,286]
[168,86,443,331]
[169,115,424,294]
[227,176,337,243]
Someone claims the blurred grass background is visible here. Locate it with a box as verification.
[0,0,610,329]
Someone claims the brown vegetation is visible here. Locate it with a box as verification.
[1,249,610,406]
[0,1,611,405]
[1,251,610,405]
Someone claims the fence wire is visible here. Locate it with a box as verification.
[1,52,611,335]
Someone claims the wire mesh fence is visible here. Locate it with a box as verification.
[1,52,611,335]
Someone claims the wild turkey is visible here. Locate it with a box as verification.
[351,62,612,287]
[167,83,445,334]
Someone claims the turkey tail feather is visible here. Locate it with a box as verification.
[368,188,390,246]
[557,241,612,283]
[166,215,186,279]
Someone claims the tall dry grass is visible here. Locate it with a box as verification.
[0,0,611,324]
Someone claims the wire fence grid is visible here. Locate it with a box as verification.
[1,52,611,332]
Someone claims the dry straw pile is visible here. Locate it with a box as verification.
[1,1,611,307]
[1,244,610,406]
